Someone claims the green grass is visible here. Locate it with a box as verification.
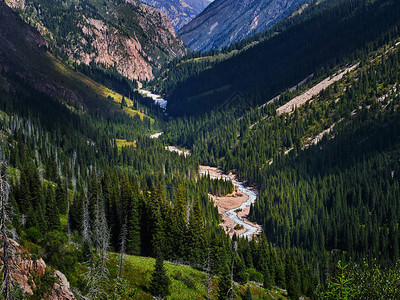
[107,253,209,299]
[106,253,285,299]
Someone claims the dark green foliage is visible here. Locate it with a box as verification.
[165,0,400,116]
[242,285,253,300]
[46,187,60,232]
[285,253,301,299]
[217,265,232,300]
[46,151,58,181]
[149,255,170,298]
[55,178,68,215]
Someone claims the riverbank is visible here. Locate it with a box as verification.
[199,166,262,239]
[150,133,263,239]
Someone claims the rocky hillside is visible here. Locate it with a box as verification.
[0,0,154,119]
[0,239,75,299]
[179,0,308,51]
[140,0,210,30]
[5,0,187,83]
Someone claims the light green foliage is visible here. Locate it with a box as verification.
[322,259,400,299]
[323,261,355,300]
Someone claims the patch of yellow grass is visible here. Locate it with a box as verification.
[123,106,153,122]
[116,139,137,149]
[48,54,153,121]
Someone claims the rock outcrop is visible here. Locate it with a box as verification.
[5,0,187,83]
[140,0,211,30]
[179,0,308,51]
[0,239,76,299]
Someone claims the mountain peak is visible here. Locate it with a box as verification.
[139,0,210,30]
[179,0,308,51]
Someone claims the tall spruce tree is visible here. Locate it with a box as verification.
[46,186,60,231]
[149,254,170,299]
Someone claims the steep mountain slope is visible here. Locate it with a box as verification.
[0,0,153,119]
[163,0,400,274]
[179,0,308,51]
[167,0,400,116]
[140,0,210,30]
[5,0,187,83]
[0,3,314,299]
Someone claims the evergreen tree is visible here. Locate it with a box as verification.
[126,195,141,255]
[242,285,253,300]
[286,254,301,299]
[149,255,170,299]
[46,186,60,231]
[217,265,231,300]
[173,185,187,258]
[55,178,68,215]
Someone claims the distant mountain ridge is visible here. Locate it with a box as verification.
[179,0,308,51]
[140,0,211,30]
[5,0,187,83]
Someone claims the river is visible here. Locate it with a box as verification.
[225,184,258,238]
[150,132,261,238]
[198,166,261,239]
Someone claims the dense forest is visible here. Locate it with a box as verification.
[162,0,400,116]
[2,0,400,298]
[0,65,315,298]
[154,0,400,297]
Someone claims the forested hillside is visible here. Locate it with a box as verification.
[158,0,400,297]
[165,0,400,116]
[2,0,400,298]
[0,1,318,299]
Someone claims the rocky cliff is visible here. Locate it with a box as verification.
[5,0,187,82]
[140,0,211,30]
[0,239,75,299]
[179,0,308,51]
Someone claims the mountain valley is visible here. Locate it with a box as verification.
[0,0,400,299]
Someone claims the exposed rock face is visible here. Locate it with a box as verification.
[45,271,76,300]
[139,0,211,30]
[78,16,153,82]
[179,0,308,51]
[0,239,76,299]
[5,0,187,82]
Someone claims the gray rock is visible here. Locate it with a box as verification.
[179,0,308,51]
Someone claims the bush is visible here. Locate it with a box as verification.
[247,268,264,284]
[183,276,196,289]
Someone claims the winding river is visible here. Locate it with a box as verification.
[151,132,261,238]
[226,184,258,238]
[199,167,261,238]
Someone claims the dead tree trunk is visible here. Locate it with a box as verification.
[0,168,12,300]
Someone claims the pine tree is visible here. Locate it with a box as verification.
[263,267,273,290]
[242,285,253,300]
[46,151,58,181]
[126,198,140,255]
[149,255,170,298]
[218,265,231,300]
[187,198,206,264]
[173,185,187,258]
[122,177,140,255]
[55,178,68,215]
[46,186,60,231]
[286,254,301,299]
